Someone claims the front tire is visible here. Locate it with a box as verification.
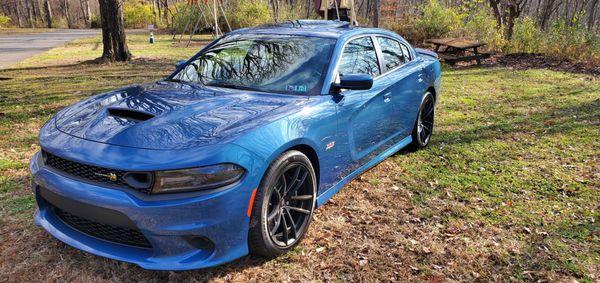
[410,91,435,149]
[248,150,317,258]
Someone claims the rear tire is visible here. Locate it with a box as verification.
[410,91,435,149]
[248,150,317,258]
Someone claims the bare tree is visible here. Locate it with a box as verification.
[24,0,34,27]
[372,0,381,27]
[589,0,598,30]
[62,0,72,28]
[79,0,91,26]
[44,0,52,27]
[271,0,279,22]
[488,0,529,39]
[98,0,131,61]
[14,0,23,27]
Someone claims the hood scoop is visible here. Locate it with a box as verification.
[107,107,155,122]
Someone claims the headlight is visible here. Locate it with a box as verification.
[152,164,245,194]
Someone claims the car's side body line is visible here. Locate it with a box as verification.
[316,135,413,206]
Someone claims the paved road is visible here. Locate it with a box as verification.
[0,29,100,69]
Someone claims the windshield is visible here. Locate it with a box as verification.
[171,34,336,95]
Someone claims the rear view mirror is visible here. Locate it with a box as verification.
[332,74,373,92]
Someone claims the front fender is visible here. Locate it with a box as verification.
[231,96,337,192]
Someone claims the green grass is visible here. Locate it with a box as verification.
[0,33,598,281]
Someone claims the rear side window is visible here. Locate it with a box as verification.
[338,37,380,77]
[400,43,412,62]
[377,37,404,70]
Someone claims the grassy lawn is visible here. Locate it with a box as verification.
[0,34,598,281]
[0,28,54,35]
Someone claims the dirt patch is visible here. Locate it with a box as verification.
[465,53,600,76]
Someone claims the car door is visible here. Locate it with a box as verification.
[333,35,396,175]
[377,36,427,137]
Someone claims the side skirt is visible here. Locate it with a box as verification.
[315,135,413,207]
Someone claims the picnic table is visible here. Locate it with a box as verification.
[425,38,491,65]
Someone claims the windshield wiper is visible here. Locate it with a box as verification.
[165,78,202,86]
[205,83,257,91]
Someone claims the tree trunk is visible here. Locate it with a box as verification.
[63,0,72,28]
[162,0,169,23]
[587,0,598,30]
[489,0,503,29]
[25,0,35,27]
[15,0,23,27]
[505,2,517,39]
[44,0,52,28]
[80,0,91,26]
[539,0,556,30]
[372,0,381,27]
[271,0,279,22]
[31,0,41,22]
[98,0,132,62]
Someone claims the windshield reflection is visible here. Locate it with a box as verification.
[173,35,335,96]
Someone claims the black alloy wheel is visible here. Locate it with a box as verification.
[248,150,316,258]
[411,92,435,149]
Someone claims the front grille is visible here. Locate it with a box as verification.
[54,207,152,248]
[42,151,151,193]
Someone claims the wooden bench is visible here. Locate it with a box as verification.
[425,38,491,65]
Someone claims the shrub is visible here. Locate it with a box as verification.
[461,8,505,51]
[415,0,461,39]
[0,13,11,28]
[123,1,154,29]
[226,0,272,29]
[507,16,542,53]
[544,15,591,61]
[385,17,423,44]
[90,14,101,28]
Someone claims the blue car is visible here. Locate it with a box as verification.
[30,20,441,270]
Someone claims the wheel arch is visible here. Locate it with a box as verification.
[427,86,437,102]
[287,144,320,189]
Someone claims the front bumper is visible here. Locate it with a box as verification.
[30,151,258,270]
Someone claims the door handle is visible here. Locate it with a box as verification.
[383,92,391,103]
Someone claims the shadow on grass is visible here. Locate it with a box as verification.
[436,96,599,148]
[0,57,171,73]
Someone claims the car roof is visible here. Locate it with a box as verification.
[228,20,401,40]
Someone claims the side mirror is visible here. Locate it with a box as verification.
[332,74,373,92]
[175,60,187,69]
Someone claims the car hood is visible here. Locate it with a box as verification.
[55,81,306,150]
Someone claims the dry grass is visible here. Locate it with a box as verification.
[0,34,598,282]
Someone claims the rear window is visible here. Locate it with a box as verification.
[377,37,404,70]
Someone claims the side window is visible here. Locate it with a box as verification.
[338,37,380,77]
[400,43,412,63]
[377,37,404,70]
